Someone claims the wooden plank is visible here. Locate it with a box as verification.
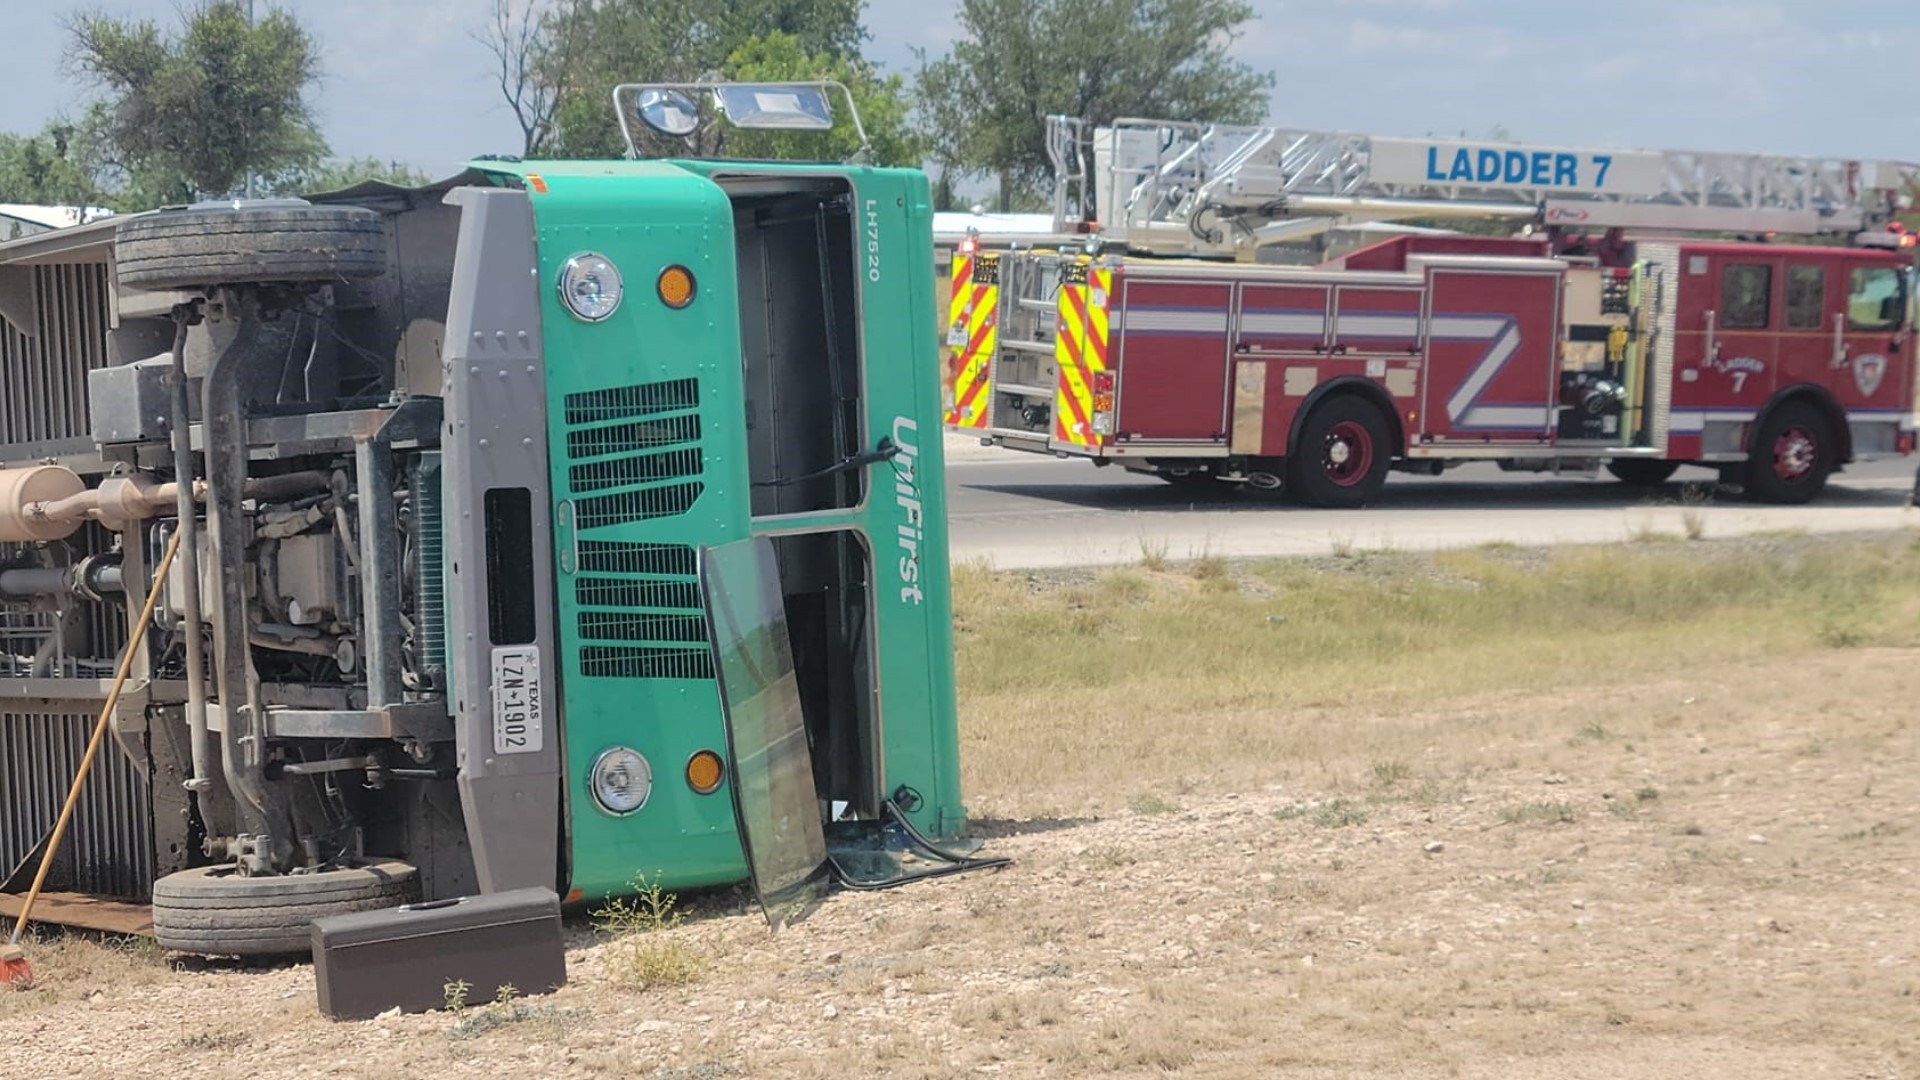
[0,892,153,937]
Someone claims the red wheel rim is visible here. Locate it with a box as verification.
[1773,425,1816,482]
[1324,420,1373,487]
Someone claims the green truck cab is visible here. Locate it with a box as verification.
[0,82,978,951]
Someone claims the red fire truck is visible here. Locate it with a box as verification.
[944,119,1920,506]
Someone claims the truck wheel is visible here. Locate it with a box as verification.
[1604,459,1680,486]
[114,204,388,292]
[151,859,420,957]
[1742,402,1834,504]
[1287,396,1392,508]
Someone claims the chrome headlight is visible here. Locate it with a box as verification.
[558,251,623,322]
[589,746,652,816]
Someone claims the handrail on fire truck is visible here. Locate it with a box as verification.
[1048,115,1920,258]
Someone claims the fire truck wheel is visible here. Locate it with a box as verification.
[1742,403,1834,505]
[1604,459,1680,486]
[1287,396,1392,508]
[150,859,420,957]
[114,204,389,292]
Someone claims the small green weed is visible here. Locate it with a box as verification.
[1313,799,1369,828]
[594,874,706,991]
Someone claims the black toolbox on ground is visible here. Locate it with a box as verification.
[311,886,567,1020]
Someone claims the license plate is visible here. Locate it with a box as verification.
[490,645,543,755]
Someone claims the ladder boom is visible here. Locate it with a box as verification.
[1055,116,1920,257]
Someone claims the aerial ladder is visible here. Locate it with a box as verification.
[1045,115,1920,258]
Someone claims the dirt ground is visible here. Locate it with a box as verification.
[4,640,1916,1079]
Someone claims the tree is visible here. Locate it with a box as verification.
[0,103,192,215]
[917,0,1273,212]
[63,0,326,198]
[488,0,879,160]
[477,0,591,158]
[707,33,925,166]
[0,120,103,210]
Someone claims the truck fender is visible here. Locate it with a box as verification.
[1748,383,1852,464]
[1285,376,1406,461]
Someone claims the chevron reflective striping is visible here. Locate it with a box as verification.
[1085,267,1112,375]
[944,253,996,429]
[943,253,973,427]
[1054,276,1094,443]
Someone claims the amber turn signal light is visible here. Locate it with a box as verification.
[657,265,696,309]
[686,749,725,794]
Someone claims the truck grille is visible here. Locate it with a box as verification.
[562,379,713,681]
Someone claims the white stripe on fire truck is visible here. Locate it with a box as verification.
[1459,406,1553,428]
[1669,408,1913,435]
[1125,308,1231,334]
[1239,312,1326,336]
[1443,320,1521,425]
[1427,316,1511,341]
[1666,409,1754,434]
[1335,315,1420,338]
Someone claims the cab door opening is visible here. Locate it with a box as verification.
[767,529,879,822]
[700,536,1005,922]
[724,175,865,516]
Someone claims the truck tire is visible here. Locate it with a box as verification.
[151,859,420,957]
[1742,402,1834,504]
[114,204,388,292]
[1286,395,1392,508]
[1604,459,1680,486]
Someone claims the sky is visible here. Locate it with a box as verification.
[3,0,1920,177]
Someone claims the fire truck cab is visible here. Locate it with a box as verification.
[945,119,1920,505]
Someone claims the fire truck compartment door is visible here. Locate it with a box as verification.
[1331,285,1422,355]
[1420,270,1560,442]
[1115,278,1233,442]
[700,537,830,929]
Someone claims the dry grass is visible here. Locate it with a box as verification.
[0,930,168,1020]
[954,533,1920,816]
[6,533,1920,1079]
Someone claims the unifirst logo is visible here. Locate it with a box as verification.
[893,417,923,605]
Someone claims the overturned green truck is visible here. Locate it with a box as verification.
[0,82,979,953]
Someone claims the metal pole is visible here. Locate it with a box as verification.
[243,0,257,200]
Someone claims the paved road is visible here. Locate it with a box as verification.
[945,444,1917,568]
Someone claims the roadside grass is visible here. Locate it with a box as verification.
[953,533,1920,812]
[0,930,168,1018]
